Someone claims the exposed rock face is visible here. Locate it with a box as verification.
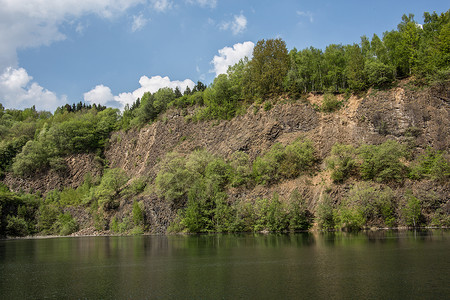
[105,102,319,179]
[106,84,449,177]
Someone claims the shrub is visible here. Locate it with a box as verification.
[130,226,144,235]
[252,143,285,185]
[253,138,316,185]
[358,140,407,182]
[321,94,342,112]
[53,213,78,236]
[409,147,450,182]
[263,101,273,111]
[155,153,192,203]
[287,189,313,231]
[316,196,337,230]
[279,138,316,178]
[6,215,28,236]
[230,151,252,187]
[346,183,396,227]
[94,168,129,209]
[326,143,358,182]
[110,216,119,233]
[336,206,365,231]
[132,201,144,226]
[402,193,422,227]
[37,204,60,234]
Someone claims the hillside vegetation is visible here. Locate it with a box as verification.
[1,11,449,237]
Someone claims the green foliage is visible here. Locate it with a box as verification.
[202,74,238,120]
[280,138,316,178]
[409,148,450,181]
[316,196,336,230]
[131,88,175,126]
[344,183,396,227]
[155,153,193,203]
[11,108,119,177]
[252,143,285,185]
[287,190,314,231]
[6,215,29,236]
[90,168,129,209]
[110,216,119,233]
[132,201,144,226]
[229,151,252,187]
[253,194,289,232]
[130,226,144,235]
[109,216,133,234]
[358,140,407,182]
[320,94,342,112]
[121,177,148,198]
[326,143,358,182]
[364,60,395,87]
[53,213,78,236]
[253,138,316,185]
[263,101,272,111]
[248,38,289,98]
[37,204,60,234]
[336,206,365,231]
[402,192,422,227]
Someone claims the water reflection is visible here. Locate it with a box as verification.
[0,230,449,299]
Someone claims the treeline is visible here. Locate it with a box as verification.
[120,11,449,127]
[0,103,119,177]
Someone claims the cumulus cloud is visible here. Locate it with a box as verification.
[0,67,67,111]
[83,85,114,106]
[220,13,247,35]
[0,0,147,111]
[211,41,254,76]
[0,0,145,70]
[132,14,149,32]
[186,0,217,8]
[297,11,314,23]
[84,75,195,109]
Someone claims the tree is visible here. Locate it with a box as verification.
[248,38,289,98]
[324,44,347,92]
[174,86,183,98]
[192,81,207,93]
[345,43,366,91]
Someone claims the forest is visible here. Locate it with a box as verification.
[0,11,449,237]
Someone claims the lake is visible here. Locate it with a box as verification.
[1,230,449,299]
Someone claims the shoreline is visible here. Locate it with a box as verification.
[2,226,449,241]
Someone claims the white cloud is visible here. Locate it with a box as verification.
[84,75,195,109]
[0,0,145,70]
[151,0,173,12]
[132,14,149,32]
[83,84,114,106]
[220,13,247,35]
[211,41,254,76]
[297,11,314,23]
[186,0,217,8]
[0,67,67,111]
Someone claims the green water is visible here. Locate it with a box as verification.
[0,230,449,299]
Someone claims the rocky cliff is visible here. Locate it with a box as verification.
[3,82,449,233]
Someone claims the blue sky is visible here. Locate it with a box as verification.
[0,0,448,111]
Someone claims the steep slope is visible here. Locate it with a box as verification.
[2,83,449,234]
